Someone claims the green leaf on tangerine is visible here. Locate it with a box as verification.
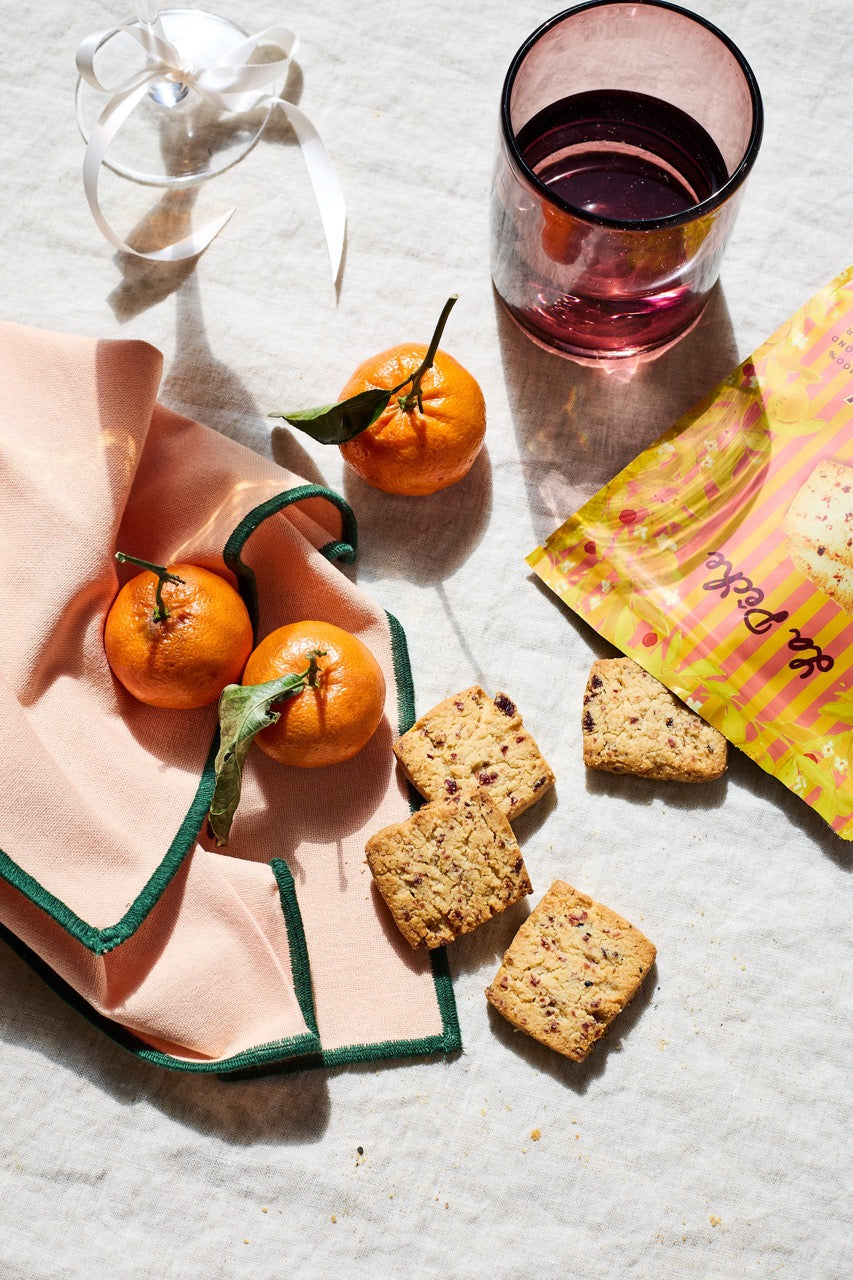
[208,671,308,846]
[268,387,392,445]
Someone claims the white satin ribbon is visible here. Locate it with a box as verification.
[76,19,346,278]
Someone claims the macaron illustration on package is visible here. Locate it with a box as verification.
[529,266,853,836]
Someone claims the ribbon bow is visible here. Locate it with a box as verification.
[75,18,345,278]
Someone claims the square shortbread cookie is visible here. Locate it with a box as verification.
[582,657,727,782]
[365,793,533,950]
[485,880,656,1062]
[392,685,555,819]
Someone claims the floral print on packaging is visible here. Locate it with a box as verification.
[528,266,853,837]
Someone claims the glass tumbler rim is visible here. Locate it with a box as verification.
[500,0,764,232]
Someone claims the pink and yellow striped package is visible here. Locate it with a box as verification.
[528,267,853,837]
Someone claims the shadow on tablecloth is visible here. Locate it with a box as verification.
[495,281,741,548]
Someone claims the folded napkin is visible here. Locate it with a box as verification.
[0,321,460,1072]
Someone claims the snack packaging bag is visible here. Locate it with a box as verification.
[528,266,853,837]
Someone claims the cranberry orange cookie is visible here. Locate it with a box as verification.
[392,686,555,819]
[485,881,656,1062]
[365,793,533,949]
[582,657,727,782]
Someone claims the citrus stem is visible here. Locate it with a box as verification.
[392,294,458,413]
[115,551,185,622]
[267,651,326,703]
[305,649,327,688]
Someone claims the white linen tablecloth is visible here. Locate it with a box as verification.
[1,2,850,1276]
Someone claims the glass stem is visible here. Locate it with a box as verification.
[135,2,190,107]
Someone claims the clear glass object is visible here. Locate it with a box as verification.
[490,0,763,363]
[75,6,278,188]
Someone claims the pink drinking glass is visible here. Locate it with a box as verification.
[490,0,763,363]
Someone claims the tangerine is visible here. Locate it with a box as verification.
[338,343,486,496]
[104,556,254,710]
[241,620,386,767]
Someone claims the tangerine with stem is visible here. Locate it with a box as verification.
[241,620,386,768]
[272,296,487,497]
[104,552,254,710]
[338,339,486,496]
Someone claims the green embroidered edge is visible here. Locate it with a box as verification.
[0,735,219,956]
[270,858,319,1037]
[224,484,358,638]
[0,915,322,1073]
[0,489,462,1074]
[318,940,462,1067]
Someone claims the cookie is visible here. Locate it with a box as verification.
[784,460,853,613]
[392,685,555,818]
[582,657,727,782]
[485,880,656,1062]
[365,793,533,949]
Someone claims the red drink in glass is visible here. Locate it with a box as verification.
[490,2,763,363]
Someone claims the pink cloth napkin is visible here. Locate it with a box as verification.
[0,321,459,1072]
